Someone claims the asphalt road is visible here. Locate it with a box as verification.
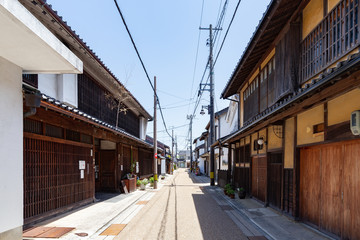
[114,168,248,240]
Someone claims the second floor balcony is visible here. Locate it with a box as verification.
[301,0,360,83]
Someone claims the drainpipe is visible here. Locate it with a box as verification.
[24,92,42,118]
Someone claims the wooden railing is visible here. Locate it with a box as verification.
[300,0,360,83]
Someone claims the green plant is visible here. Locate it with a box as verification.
[238,187,245,192]
[149,177,154,183]
[227,188,235,195]
[224,183,232,191]
[141,178,148,185]
[136,179,141,186]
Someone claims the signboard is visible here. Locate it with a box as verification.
[155,153,158,159]
[79,160,86,170]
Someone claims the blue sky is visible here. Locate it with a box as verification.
[48,0,271,150]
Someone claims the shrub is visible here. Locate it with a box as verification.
[227,188,235,195]
[149,177,154,183]
[224,183,232,191]
[141,178,148,185]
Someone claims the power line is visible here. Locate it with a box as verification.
[113,0,172,139]
[214,0,242,66]
[188,0,206,114]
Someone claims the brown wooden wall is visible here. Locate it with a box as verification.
[300,140,360,239]
[24,135,93,222]
[283,169,293,215]
[267,152,282,209]
[139,149,153,177]
[252,156,267,202]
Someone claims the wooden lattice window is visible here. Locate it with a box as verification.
[24,118,42,134]
[23,74,38,88]
[45,124,63,139]
[78,73,140,137]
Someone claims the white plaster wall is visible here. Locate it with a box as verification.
[198,158,205,174]
[38,74,78,108]
[38,74,57,97]
[0,57,23,234]
[139,117,147,140]
[57,74,77,108]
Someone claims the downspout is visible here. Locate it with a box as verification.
[24,92,42,118]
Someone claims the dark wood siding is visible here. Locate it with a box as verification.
[99,150,116,191]
[268,152,282,209]
[273,23,300,106]
[24,135,93,221]
[283,169,293,215]
[23,74,38,88]
[78,73,140,137]
[252,156,267,202]
[244,78,259,122]
[139,148,153,177]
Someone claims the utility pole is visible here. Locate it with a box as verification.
[187,115,193,172]
[153,76,158,189]
[199,24,219,186]
[175,135,178,171]
[171,129,174,175]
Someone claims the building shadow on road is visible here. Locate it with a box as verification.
[190,186,248,240]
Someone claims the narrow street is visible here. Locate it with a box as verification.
[115,168,249,240]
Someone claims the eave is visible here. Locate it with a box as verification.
[222,51,360,143]
[19,0,152,120]
[221,0,302,99]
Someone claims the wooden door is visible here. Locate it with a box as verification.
[300,140,360,239]
[252,156,267,202]
[251,157,258,198]
[300,147,321,226]
[268,153,282,209]
[100,150,116,191]
[343,141,360,240]
[123,146,131,176]
[320,145,342,237]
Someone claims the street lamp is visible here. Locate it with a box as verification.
[200,105,209,115]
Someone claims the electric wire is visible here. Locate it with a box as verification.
[214,0,242,66]
[188,0,206,114]
[113,0,172,140]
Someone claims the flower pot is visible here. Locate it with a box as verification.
[140,183,146,190]
[238,191,246,199]
[230,193,235,199]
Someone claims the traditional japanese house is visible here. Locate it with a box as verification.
[221,0,360,239]
[0,1,83,238]
[145,136,170,176]
[19,0,153,226]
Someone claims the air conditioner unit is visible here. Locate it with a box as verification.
[350,110,360,135]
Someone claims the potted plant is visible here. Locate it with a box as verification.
[149,177,154,187]
[136,179,141,189]
[238,187,246,199]
[140,178,148,190]
[227,188,235,199]
[224,183,232,195]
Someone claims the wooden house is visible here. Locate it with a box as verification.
[19,0,154,226]
[221,0,360,239]
[0,0,82,238]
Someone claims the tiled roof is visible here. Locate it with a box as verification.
[24,86,153,148]
[24,0,152,120]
